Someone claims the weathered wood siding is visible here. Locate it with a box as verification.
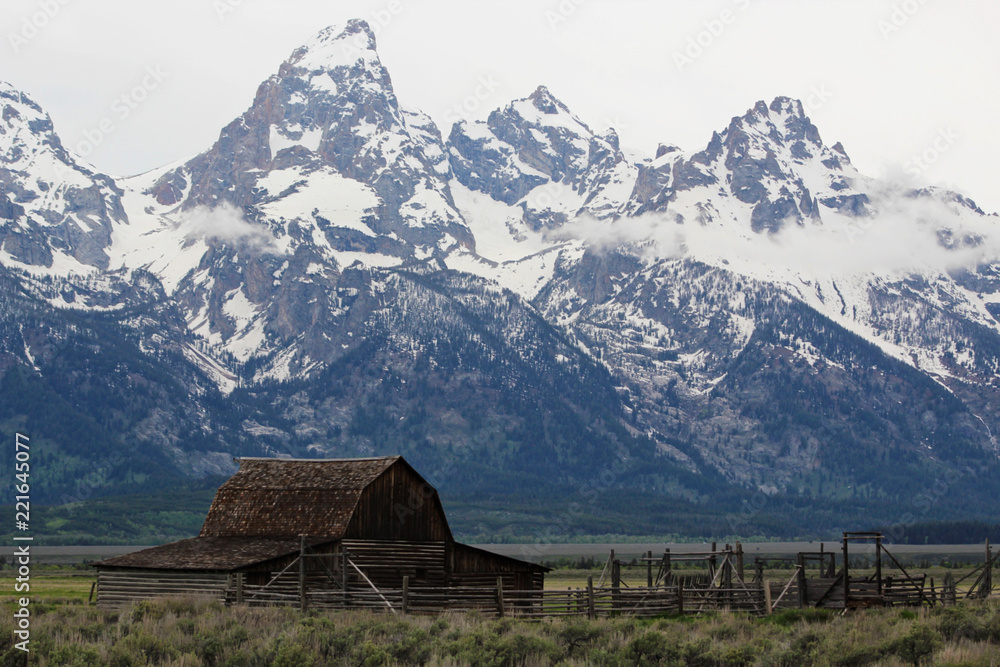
[343,540,448,588]
[448,543,546,591]
[96,570,229,608]
[345,461,452,542]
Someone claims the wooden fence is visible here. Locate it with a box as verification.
[225,578,767,618]
[97,534,997,615]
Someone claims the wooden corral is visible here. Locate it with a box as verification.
[752,533,997,611]
[93,456,547,608]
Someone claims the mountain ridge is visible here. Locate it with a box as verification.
[1,20,999,536]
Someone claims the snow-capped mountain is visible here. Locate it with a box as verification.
[2,20,999,533]
[0,82,126,273]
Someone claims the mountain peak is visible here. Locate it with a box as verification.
[527,85,566,115]
[768,96,806,118]
[288,20,379,73]
[742,97,808,124]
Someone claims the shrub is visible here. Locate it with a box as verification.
[761,608,834,627]
[622,631,681,666]
[557,623,603,655]
[429,618,449,636]
[833,644,886,667]
[270,639,316,667]
[679,638,717,667]
[108,630,178,667]
[46,646,104,667]
[892,624,942,666]
[721,644,756,666]
[389,627,432,665]
[937,606,983,642]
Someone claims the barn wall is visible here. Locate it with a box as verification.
[342,540,448,589]
[96,570,229,607]
[447,543,546,591]
[346,462,452,542]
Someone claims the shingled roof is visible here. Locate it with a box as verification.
[199,456,403,539]
[94,536,319,571]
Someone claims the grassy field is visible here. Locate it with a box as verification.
[0,568,96,605]
[1,566,998,665]
[1,595,999,665]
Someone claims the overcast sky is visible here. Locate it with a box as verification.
[3,0,998,213]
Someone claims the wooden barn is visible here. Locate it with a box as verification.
[93,456,547,609]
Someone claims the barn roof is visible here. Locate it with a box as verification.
[199,456,407,539]
[94,536,326,571]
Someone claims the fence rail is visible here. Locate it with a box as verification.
[224,582,768,618]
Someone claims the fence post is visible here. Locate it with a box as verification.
[663,549,671,586]
[842,534,850,610]
[235,572,244,605]
[724,546,733,608]
[587,576,595,620]
[944,572,956,605]
[299,535,307,613]
[764,580,773,615]
[402,576,409,615]
[342,549,348,603]
[796,553,807,609]
[497,576,505,618]
[736,542,744,582]
[875,536,883,600]
[647,550,653,588]
[612,559,621,611]
[677,580,684,615]
[986,539,993,598]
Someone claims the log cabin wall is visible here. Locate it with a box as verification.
[342,540,448,588]
[448,543,547,591]
[96,570,229,607]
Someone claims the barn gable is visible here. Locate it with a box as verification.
[345,458,452,542]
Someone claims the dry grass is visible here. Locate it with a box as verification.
[0,596,998,665]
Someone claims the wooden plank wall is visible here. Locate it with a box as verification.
[96,570,229,607]
[342,540,448,589]
[346,462,451,542]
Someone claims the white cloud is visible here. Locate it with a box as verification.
[181,203,281,253]
[553,191,1000,280]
